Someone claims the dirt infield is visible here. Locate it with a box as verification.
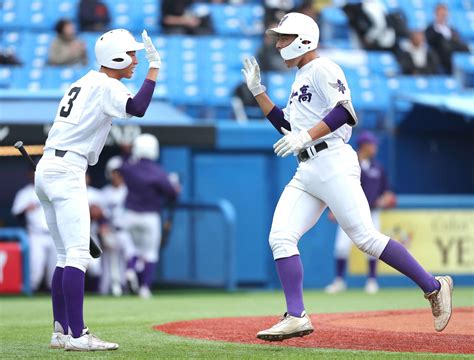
[155,307,474,354]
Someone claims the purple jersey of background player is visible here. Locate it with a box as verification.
[120,158,178,212]
[361,159,389,209]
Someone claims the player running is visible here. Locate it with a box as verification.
[34,29,161,351]
[241,12,453,342]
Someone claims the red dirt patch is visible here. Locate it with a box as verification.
[155,307,474,354]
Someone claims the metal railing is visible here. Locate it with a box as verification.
[0,227,31,295]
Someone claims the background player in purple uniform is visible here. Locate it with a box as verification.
[120,134,179,298]
[326,130,397,294]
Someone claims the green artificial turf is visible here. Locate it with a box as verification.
[0,287,472,359]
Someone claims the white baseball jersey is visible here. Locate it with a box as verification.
[283,57,357,144]
[44,70,132,166]
[12,183,49,234]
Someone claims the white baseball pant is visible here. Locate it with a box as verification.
[269,140,390,260]
[28,232,57,290]
[35,150,92,272]
[123,210,161,263]
[334,210,381,259]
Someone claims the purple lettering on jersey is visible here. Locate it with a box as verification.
[328,79,346,94]
[298,85,312,102]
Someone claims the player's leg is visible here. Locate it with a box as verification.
[28,233,46,292]
[325,145,452,331]
[40,159,118,350]
[137,212,161,299]
[43,237,58,290]
[365,210,380,294]
[257,184,326,341]
[118,228,139,293]
[325,225,351,293]
[35,193,68,348]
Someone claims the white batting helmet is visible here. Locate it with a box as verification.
[132,133,159,161]
[105,156,123,180]
[266,12,319,60]
[95,29,144,70]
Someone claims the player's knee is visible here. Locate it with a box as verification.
[64,247,91,272]
[269,230,300,259]
[352,229,390,258]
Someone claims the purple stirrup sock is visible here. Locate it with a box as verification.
[379,240,440,293]
[336,258,347,278]
[368,258,377,279]
[141,262,156,289]
[63,266,85,338]
[275,255,305,317]
[51,267,68,334]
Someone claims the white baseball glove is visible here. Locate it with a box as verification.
[273,128,312,157]
[241,57,266,96]
[142,30,161,69]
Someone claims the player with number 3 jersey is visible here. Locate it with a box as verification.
[241,13,453,342]
[35,29,161,351]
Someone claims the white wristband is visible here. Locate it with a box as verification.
[250,84,266,97]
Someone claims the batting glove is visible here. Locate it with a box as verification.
[142,30,161,69]
[273,128,312,157]
[241,57,266,97]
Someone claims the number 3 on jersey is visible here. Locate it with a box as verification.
[57,86,86,125]
[60,87,81,117]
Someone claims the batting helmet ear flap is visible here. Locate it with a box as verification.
[95,29,144,70]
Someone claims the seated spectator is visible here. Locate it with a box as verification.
[397,31,440,75]
[264,0,295,28]
[48,19,88,66]
[78,0,110,32]
[0,49,22,66]
[425,3,469,74]
[161,0,213,35]
[343,0,399,52]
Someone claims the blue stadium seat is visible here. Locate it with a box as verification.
[199,3,264,36]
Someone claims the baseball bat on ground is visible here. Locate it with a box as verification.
[14,141,103,259]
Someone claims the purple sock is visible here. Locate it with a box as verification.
[141,262,156,289]
[379,239,440,293]
[63,266,85,338]
[368,258,377,279]
[335,258,347,278]
[51,267,68,334]
[275,255,305,317]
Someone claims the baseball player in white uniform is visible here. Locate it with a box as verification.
[101,156,137,296]
[34,29,161,351]
[241,12,453,341]
[11,175,56,292]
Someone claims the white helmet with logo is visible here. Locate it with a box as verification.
[132,133,159,161]
[105,156,123,180]
[95,29,144,69]
[266,12,319,60]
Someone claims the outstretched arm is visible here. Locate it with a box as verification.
[126,30,160,117]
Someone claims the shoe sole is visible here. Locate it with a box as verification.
[256,329,314,342]
[49,344,64,349]
[435,276,453,332]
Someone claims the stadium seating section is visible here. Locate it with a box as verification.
[0,0,473,125]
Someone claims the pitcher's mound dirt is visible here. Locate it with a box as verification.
[155,306,474,354]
